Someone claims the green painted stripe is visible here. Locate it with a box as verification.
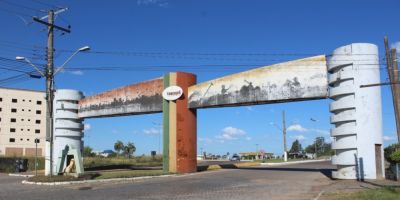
[162,73,170,173]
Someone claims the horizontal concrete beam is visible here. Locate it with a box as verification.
[188,55,328,109]
[78,78,163,118]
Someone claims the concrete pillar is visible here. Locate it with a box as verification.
[163,72,197,173]
[52,89,84,175]
[328,43,384,179]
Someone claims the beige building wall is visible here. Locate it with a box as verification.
[0,87,46,157]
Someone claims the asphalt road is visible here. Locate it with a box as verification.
[0,161,335,200]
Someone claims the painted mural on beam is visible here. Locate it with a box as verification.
[188,55,328,109]
[78,78,164,118]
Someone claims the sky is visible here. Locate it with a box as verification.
[0,0,399,156]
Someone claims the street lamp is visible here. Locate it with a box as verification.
[16,45,89,176]
[54,46,90,74]
[269,110,287,162]
[15,56,45,78]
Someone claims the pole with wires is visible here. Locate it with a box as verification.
[46,10,55,177]
[32,9,70,176]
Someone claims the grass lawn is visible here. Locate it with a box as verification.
[327,187,400,200]
[94,170,166,180]
[27,169,167,182]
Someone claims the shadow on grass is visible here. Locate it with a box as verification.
[28,173,101,182]
[85,165,162,171]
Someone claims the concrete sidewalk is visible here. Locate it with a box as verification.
[260,159,330,166]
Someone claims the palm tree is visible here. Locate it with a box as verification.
[124,142,136,158]
[114,140,124,156]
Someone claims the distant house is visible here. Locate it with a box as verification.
[239,152,274,160]
[99,150,115,157]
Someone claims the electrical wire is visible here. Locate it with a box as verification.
[0,0,45,13]
[30,0,61,9]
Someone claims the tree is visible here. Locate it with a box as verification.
[83,146,95,157]
[304,137,333,157]
[124,142,136,158]
[114,140,124,156]
[289,139,303,153]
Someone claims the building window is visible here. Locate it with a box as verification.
[35,139,40,143]
[35,129,40,134]
[11,99,17,103]
[10,128,15,132]
[22,109,25,111]
[11,108,17,113]
[20,138,23,141]
[35,120,41,124]
[29,100,31,102]
[0,108,2,112]
[10,118,16,122]
[0,97,2,102]
[37,101,42,105]
[36,110,41,114]
[9,138,15,143]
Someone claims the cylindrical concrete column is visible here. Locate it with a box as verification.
[328,43,384,179]
[52,89,84,175]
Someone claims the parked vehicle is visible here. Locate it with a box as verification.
[230,154,240,161]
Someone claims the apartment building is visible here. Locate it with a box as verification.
[0,87,46,157]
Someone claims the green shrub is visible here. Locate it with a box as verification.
[390,151,400,163]
[0,157,44,172]
[384,143,400,163]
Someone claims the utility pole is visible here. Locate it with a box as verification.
[47,10,55,177]
[384,37,400,143]
[33,10,70,176]
[282,110,287,162]
[391,48,400,143]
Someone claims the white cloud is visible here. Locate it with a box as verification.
[137,0,169,7]
[215,126,246,141]
[246,106,254,111]
[70,70,84,75]
[84,123,91,131]
[383,135,396,141]
[199,137,213,144]
[286,124,329,135]
[143,127,161,135]
[245,136,252,141]
[290,135,306,141]
[287,124,307,132]
[391,42,400,52]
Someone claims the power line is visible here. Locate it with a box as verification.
[30,0,61,9]
[0,0,45,13]
[0,7,33,17]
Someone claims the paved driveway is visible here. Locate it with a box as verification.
[0,161,335,200]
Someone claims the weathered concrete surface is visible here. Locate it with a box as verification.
[0,161,336,200]
[188,55,328,108]
[78,78,163,118]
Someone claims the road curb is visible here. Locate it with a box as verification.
[21,169,223,186]
[9,173,35,178]
[22,174,178,186]
[260,159,330,166]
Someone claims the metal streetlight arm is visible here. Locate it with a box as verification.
[54,46,90,75]
[15,56,46,77]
